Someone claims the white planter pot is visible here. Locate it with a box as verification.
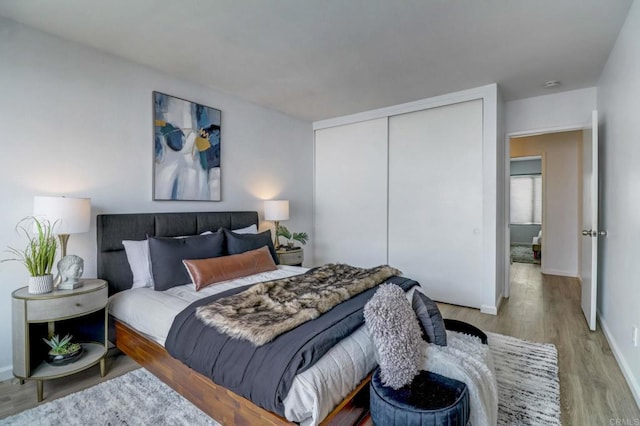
[28,274,54,294]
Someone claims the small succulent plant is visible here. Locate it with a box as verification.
[43,334,81,355]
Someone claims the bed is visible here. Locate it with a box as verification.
[98,211,401,425]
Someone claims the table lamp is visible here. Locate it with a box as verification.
[33,196,91,258]
[264,200,289,250]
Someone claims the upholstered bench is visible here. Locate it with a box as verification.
[370,368,470,425]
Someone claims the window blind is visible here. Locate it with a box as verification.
[510,175,542,224]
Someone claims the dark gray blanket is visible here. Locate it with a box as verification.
[165,274,417,416]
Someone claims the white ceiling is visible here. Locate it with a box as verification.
[0,0,632,121]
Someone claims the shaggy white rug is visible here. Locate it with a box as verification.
[489,332,561,425]
[1,332,560,426]
[0,369,219,426]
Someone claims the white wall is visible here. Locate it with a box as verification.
[505,87,597,134]
[510,132,582,277]
[596,0,640,407]
[495,87,506,308]
[0,18,312,379]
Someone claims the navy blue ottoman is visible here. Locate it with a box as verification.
[370,368,470,426]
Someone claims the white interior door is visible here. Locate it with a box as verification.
[581,110,599,331]
[388,100,483,308]
[314,118,388,267]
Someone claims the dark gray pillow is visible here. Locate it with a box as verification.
[149,230,225,291]
[224,229,279,265]
[412,291,447,346]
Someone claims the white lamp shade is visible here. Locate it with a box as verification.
[33,196,91,234]
[264,200,289,221]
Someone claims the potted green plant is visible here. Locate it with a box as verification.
[276,225,309,250]
[43,334,83,365]
[3,216,58,294]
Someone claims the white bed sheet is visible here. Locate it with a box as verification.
[108,265,380,426]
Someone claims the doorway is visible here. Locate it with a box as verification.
[509,155,543,266]
[504,128,585,298]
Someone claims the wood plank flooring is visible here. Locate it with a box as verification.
[0,263,638,424]
[438,262,640,425]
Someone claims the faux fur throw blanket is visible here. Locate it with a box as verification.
[196,263,401,346]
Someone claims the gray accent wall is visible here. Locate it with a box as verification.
[511,224,541,245]
[511,158,541,175]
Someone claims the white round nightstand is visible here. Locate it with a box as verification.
[11,279,109,401]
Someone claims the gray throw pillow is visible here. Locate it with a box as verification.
[364,283,423,389]
[148,230,225,291]
[412,291,447,346]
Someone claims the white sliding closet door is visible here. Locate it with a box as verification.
[314,118,388,267]
[388,100,483,307]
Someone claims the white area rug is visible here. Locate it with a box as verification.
[0,369,219,426]
[1,333,560,426]
[489,332,561,425]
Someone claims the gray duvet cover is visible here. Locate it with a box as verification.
[165,274,417,416]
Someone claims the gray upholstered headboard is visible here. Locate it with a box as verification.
[97,211,259,295]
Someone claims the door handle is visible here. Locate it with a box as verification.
[582,229,606,237]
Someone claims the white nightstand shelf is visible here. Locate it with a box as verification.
[30,342,107,379]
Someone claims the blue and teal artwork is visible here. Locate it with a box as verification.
[153,91,221,201]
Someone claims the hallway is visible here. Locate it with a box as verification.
[439,263,640,425]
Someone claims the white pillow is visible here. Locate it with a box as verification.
[231,224,258,234]
[122,240,153,289]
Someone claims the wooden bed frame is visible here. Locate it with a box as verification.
[113,318,372,425]
[98,212,374,425]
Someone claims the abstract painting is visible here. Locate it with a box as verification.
[153,92,221,201]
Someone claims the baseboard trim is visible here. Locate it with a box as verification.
[599,314,640,410]
[0,364,13,382]
[495,294,504,312]
[481,304,498,315]
[541,268,578,278]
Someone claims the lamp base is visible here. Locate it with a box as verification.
[273,220,281,250]
[58,234,70,258]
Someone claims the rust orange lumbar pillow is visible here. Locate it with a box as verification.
[183,246,278,291]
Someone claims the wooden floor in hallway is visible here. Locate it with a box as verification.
[439,262,640,425]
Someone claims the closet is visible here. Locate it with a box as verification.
[313,85,501,311]
[314,118,388,268]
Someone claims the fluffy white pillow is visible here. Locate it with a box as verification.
[122,240,153,289]
[364,283,424,389]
